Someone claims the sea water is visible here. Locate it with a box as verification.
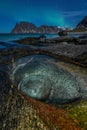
[0,33,58,49]
[0,33,85,49]
[0,33,58,42]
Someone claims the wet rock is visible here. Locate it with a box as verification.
[58,30,67,37]
[10,54,84,104]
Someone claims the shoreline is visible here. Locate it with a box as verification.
[0,36,87,130]
[0,39,87,67]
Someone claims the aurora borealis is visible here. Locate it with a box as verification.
[0,0,87,33]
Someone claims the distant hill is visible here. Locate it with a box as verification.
[11,22,37,33]
[75,16,87,31]
[11,22,62,34]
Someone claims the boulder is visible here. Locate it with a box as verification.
[10,54,84,104]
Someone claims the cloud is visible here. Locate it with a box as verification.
[61,10,87,17]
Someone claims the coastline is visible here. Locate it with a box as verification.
[0,34,87,130]
[0,35,87,67]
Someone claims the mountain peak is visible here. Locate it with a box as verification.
[11,21,62,34]
[76,16,87,30]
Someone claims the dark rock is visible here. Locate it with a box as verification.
[14,37,40,45]
[39,35,46,39]
[75,16,87,30]
[14,35,81,45]
[79,34,87,39]
[39,35,46,42]
[58,31,67,37]
[75,53,87,64]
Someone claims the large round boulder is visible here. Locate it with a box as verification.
[10,54,83,104]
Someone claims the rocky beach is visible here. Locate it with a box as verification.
[1,16,87,130]
[0,32,87,130]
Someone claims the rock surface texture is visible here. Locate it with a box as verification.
[10,55,86,104]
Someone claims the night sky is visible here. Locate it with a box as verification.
[0,0,87,33]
